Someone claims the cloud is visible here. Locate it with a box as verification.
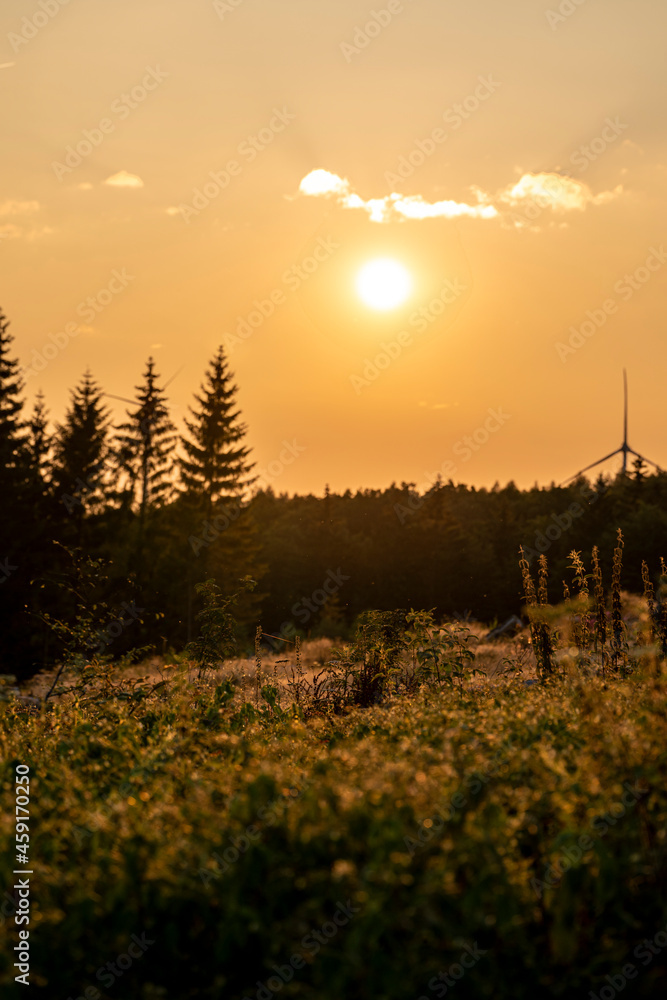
[104,170,144,188]
[298,169,496,222]
[0,201,42,240]
[78,182,94,191]
[299,169,352,198]
[296,168,622,225]
[0,224,22,242]
[0,62,15,70]
[497,172,622,212]
[0,200,39,216]
[0,224,52,243]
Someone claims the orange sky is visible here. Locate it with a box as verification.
[2,0,667,494]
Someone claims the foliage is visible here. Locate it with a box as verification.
[50,370,113,531]
[1,664,666,998]
[186,577,256,679]
[180,346,255,510]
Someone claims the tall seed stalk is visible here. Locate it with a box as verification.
[519,547,555,679]
[254,624,263,707]
[592,545,607,663]
[610,529,627,673]
[568,550,590,654]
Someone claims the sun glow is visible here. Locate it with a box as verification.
[356,258,413,311]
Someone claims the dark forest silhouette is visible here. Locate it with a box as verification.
[1,307,665,680]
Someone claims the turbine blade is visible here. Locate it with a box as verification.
[627,448,664,471]
[560,447,623,486]
[104,393,136,406]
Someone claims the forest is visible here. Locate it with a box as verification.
[2,306,666,682]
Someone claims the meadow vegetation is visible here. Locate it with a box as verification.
[1,538,667,998]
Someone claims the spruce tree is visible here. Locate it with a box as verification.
[0,309,29,496]
[180,346,261,636]
[27,390,51,486]
[51,371,113,539]
[180,346,255,516]
[114,357,177,540]
[0,310,43,673]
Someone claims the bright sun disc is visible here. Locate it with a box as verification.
[356,258,413,311]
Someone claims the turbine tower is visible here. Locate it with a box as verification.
[561,369,662,485]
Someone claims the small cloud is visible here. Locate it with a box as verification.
[165,206,182,216]
[25,226,54,241]
[0,62,15,70]
[78,182,94,191]
[150,343,164,349]
[497,172,622,212]
[418,400,459,411]
[104,170,144,188]
[0,224,22,242]
[298,169,496,223]
[0,200,39,216]
[299,169,352,198]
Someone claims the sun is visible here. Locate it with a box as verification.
[356,258,413,311]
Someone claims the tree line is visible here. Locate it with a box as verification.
[2,306,666,680]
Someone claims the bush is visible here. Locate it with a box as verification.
[1,666,666,998]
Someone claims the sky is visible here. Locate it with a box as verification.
[2,0,667,495]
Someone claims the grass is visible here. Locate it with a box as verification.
[1,642,667,998]
[1,541,666,998]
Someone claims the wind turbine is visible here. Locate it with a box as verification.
[103,366,184,411]
[561,369,663,485]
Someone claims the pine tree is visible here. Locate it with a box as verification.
[0,309,29,496]
[180,346,255,516]
[114,357,178,540]
[179,347,262,637]
[0,310,45,674]
[51,371,113,539]
[27,390,51,486]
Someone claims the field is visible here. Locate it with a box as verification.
[1,598,667,1000]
